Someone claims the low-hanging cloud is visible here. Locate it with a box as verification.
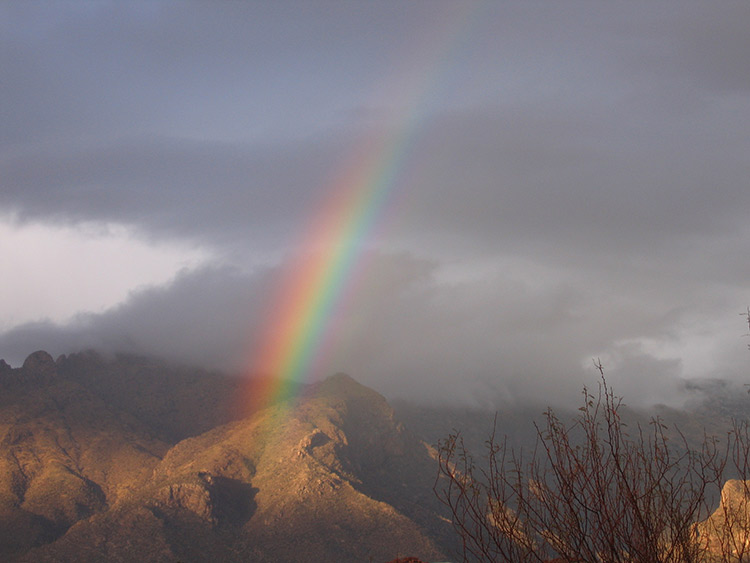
[2,249,746,408]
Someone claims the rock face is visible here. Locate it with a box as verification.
[0,351,457,562]
[696,479,750,558]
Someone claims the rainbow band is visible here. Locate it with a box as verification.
[243,3,478,415]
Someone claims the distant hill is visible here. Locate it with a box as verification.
[395,376,750,461]
[0,351,456,562]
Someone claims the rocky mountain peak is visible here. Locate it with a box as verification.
[317,371,366,392]
[22,350,57,378]
[313,372,390,408]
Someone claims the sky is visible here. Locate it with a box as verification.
[2,1,750,407]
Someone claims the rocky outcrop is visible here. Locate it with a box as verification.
[696,479,750,558]
[154,478,216,523]
[21,351,57,384]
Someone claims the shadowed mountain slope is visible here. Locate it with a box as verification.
[0,351,168,559]
[56,350,244,442]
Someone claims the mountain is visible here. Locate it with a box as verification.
[0,351,457,562]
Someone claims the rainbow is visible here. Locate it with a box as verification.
[241,3,478,417]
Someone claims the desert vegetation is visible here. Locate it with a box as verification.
[436,362,750,562]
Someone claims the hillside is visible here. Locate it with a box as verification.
[0,351,456,562]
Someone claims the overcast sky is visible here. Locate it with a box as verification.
[2,1,750,407]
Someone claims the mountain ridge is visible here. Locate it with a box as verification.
[0,350,456,562]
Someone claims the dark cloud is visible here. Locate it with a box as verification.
[0,1,439,147]
[0,135,346,252]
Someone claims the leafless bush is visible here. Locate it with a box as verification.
[436,365,750,562]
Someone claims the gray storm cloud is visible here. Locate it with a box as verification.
[1,1,749,406]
